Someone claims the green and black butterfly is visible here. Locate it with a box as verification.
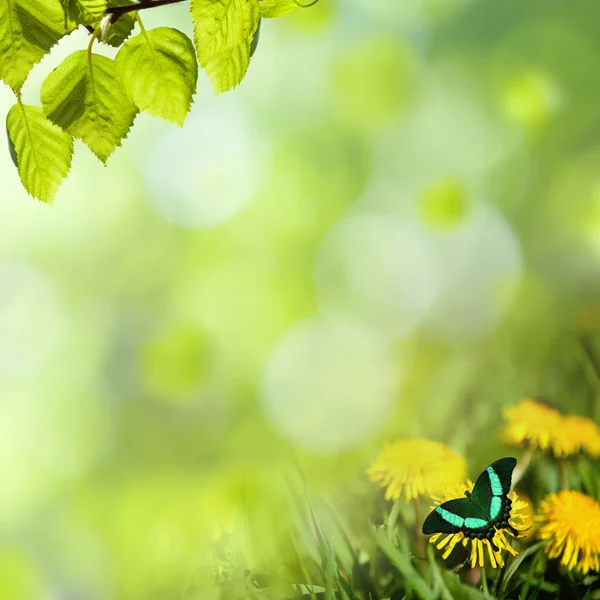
[422,457,519,551]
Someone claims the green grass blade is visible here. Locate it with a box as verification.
[373,528,434,600]
[426,544,453,600]
[500,540,548,594]
[324,539,335,600]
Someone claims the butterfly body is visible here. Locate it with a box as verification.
[422,457,519,551]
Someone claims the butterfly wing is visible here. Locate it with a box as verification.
[488,456,517,495]
[422,498,473,534]
[470,456,517,522]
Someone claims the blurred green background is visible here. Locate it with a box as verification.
[1,0,600,597]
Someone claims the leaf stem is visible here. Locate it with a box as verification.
[135,14,153,49]
[512,449,533,488]
[105,0,187,22]
[559,460,570,490]
[135,14,147,34]
[87,27,100,58]
[481,566,489,596]
[292,0,321,6]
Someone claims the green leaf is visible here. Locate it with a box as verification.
[61,0,107,26]
[426,545,453,600]
[373,528,434,600]
[6,103,74,203]
[324,539,335,600]
[116,27,198,125]
[441,572,489,600]
[500,540,549,593]
[190,0,261,93]
[517,575,560,593]
[101,0,137,47]
[250,17,261,57]
[258,0,299,18]
[41,50,138,162]
[0,0,66,91]
[578,458,600,499]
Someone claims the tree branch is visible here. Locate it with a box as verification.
[105,0,187,21]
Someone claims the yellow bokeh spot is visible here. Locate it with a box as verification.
[332,38,417,131]
[418,177,470,229]
[287,0,334,31]
[501,69,561,133]
[140,321,210,402]
[0,550,43,599]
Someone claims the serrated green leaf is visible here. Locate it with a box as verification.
[190,0,261,93]
[258,0,299,18]
[250,17,261,57]
[6,103,74,203]
[41,50,138,162]
[7,125,19,167]
[116,27,198,125]
[101,0,137,47]
[0,0,66,91]
[61,0,107,26]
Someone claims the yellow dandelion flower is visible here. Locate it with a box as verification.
[514,492,537,542]
[500,398,576,458]
[367,439,466,502]
[501,398,600,459]
[561,415,600,459]
[428,481,531,569]
[537,490,600,575]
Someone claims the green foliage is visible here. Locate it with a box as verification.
[116,26,198,125]
[61,0,106,26]
[6,103,74,203]
[190,0,261,93]
[374,528,433,600]
[0,0,317,202]
[40,51,138,162]
[258,0,300,18]
[101,0,137,47]
[227,455,600,600]
[0,0,65,92]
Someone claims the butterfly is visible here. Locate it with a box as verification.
[422,457,519,551]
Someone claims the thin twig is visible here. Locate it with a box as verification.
[105,0,187,22]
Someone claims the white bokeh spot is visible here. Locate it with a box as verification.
[261,317,399,453]
[421,202,523,341]
[144,101,268,229]
[0,263,65,380]
[314,212,439,340]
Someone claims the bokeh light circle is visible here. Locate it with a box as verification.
[421,202,523,342]
[144,101,269,229]
[29,382,114,477]
[372,68,522,191]
[314,212,439,339]
[260,316,400,453]
[0,263,65,381]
